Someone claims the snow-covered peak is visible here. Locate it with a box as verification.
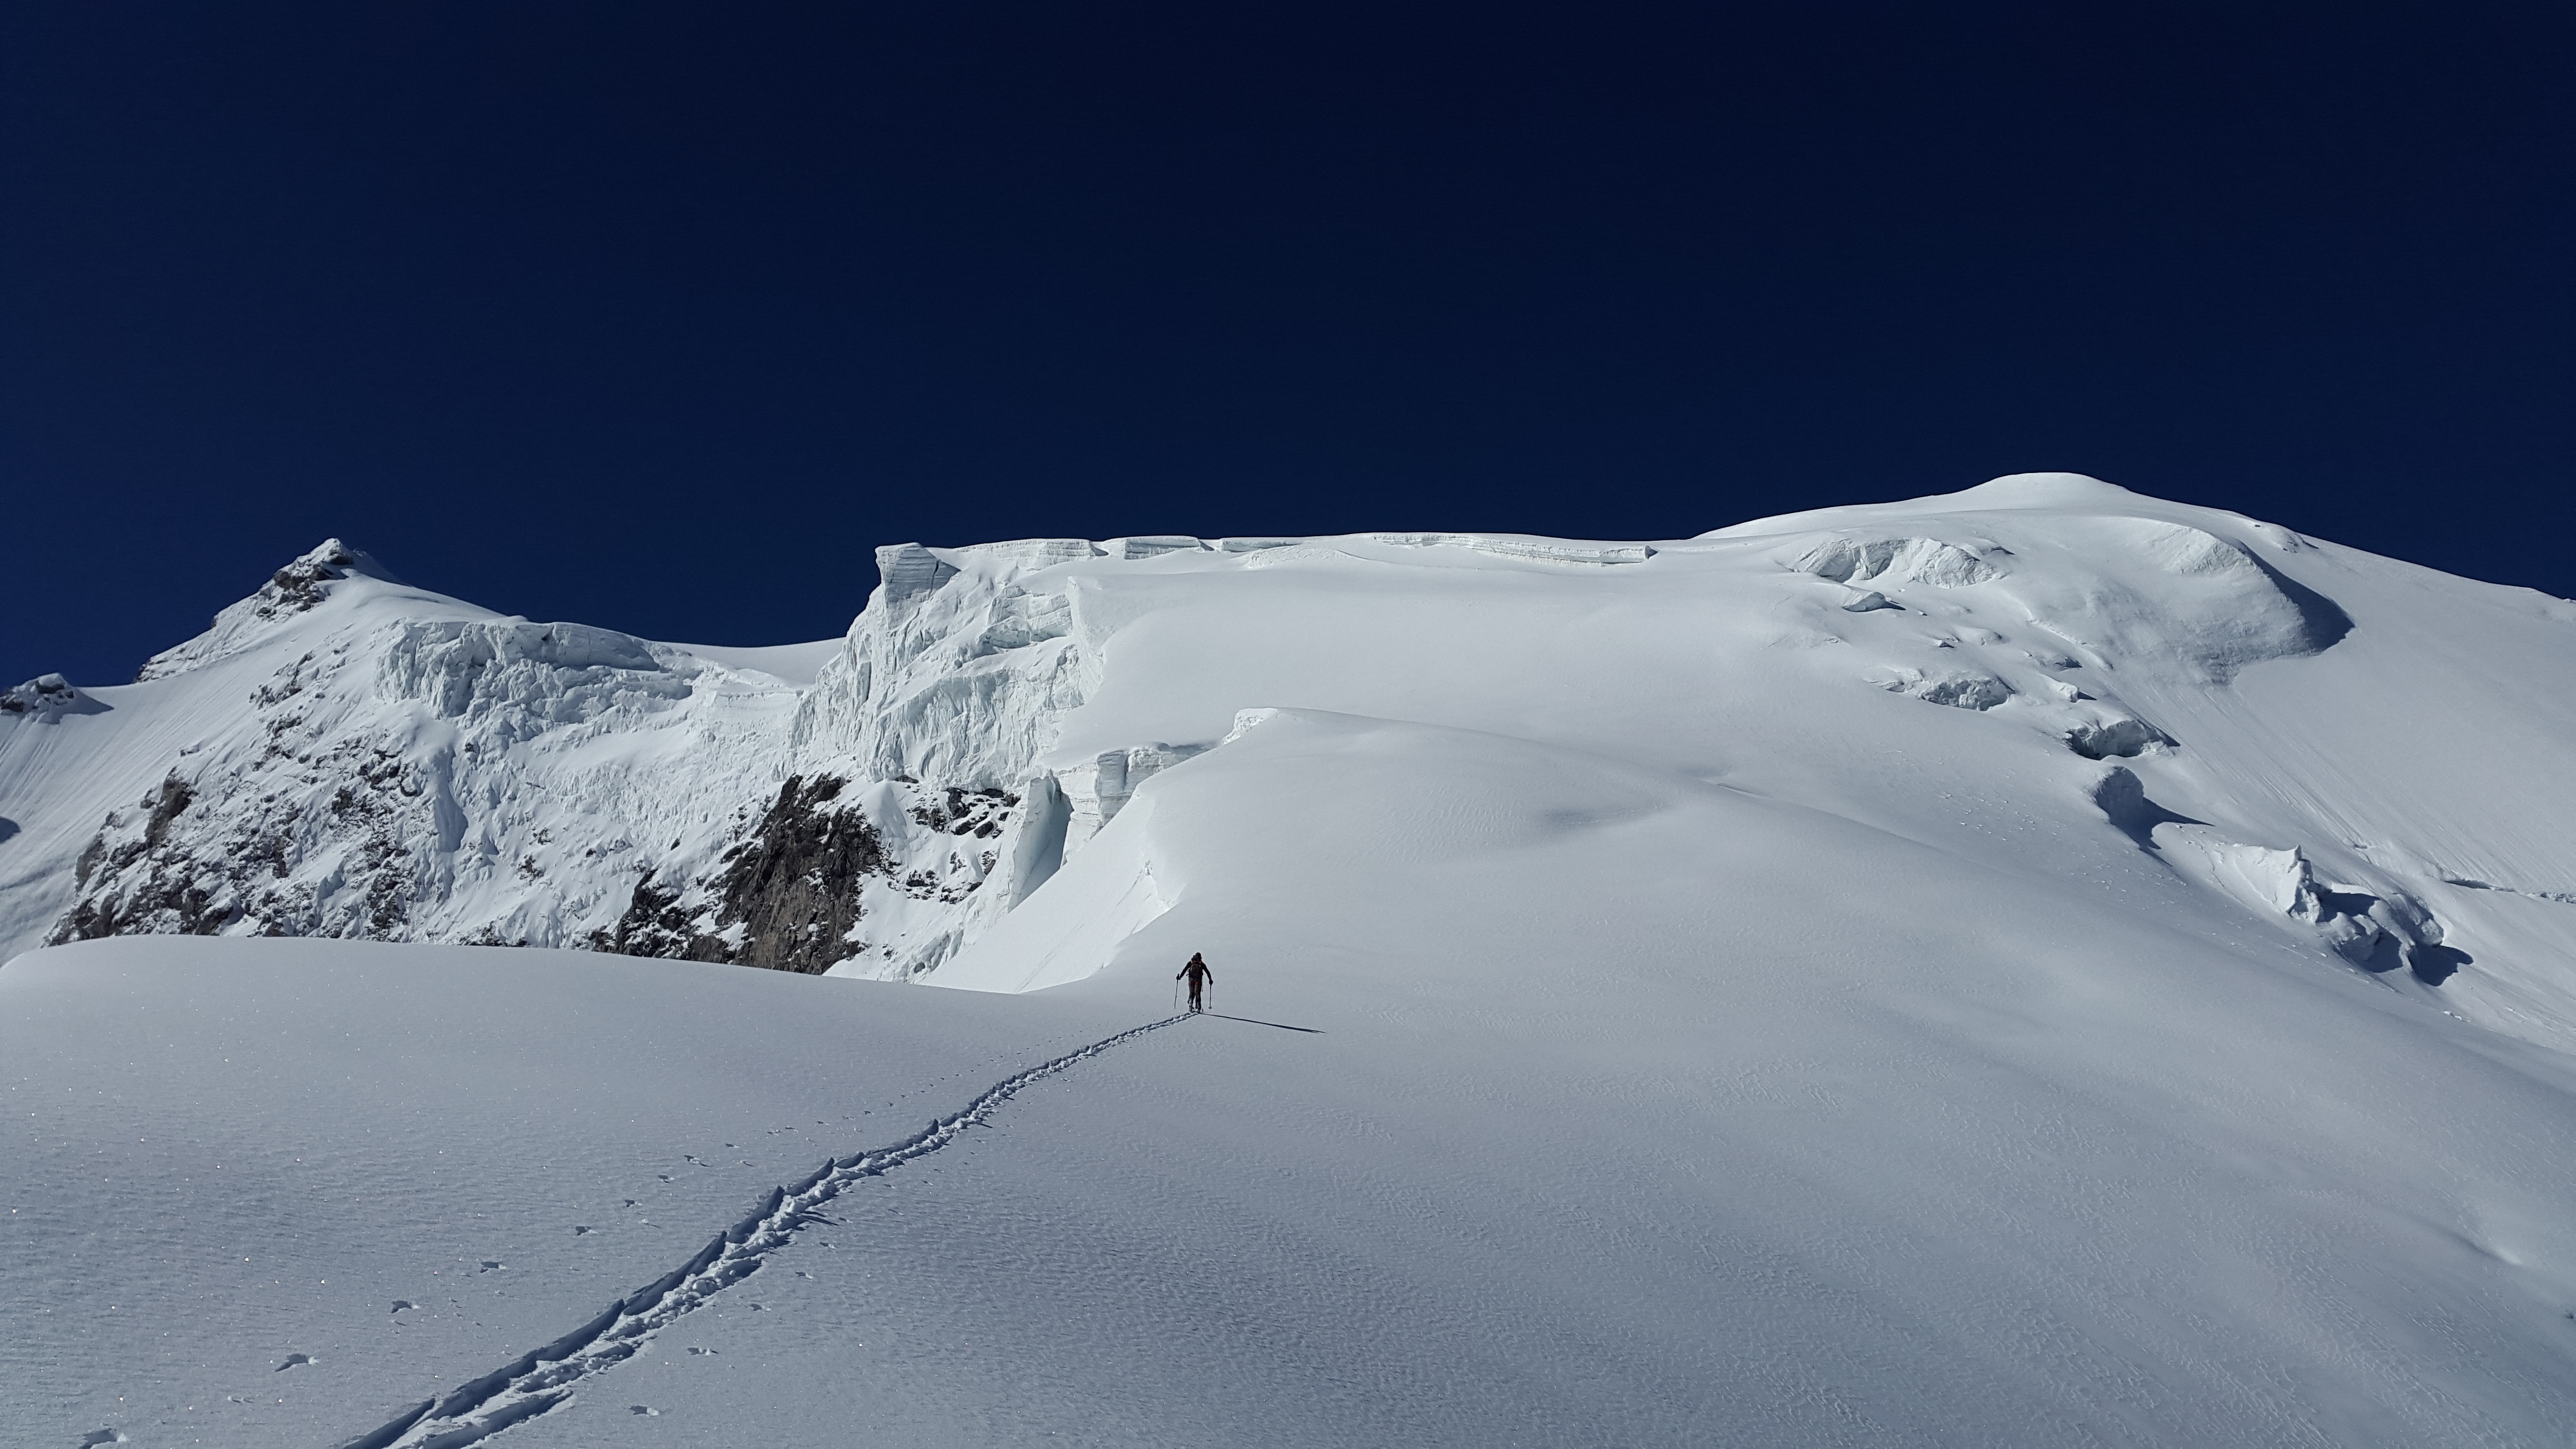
[1702,470,2304,541]
[0,538,844,961]
[132,537,418,682]
[1928,468,2147,510]
[1683,476,2347,685]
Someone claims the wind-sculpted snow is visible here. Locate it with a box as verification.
[2154,825,2459,981]
[1365,531,1654,565]
[1758,491,2351,691]
[2056,710,2177,760]
[372,620,686,724]
[788,541,1091,789]
[1993,514,2353,682]
[1868,665,2015,711]
[1793,534,2007,588]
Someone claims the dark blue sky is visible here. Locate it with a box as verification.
[6,2,2570,686]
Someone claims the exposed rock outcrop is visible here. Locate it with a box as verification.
[602,775,1029,976]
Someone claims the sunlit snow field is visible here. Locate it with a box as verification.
[9,475,2576,1446]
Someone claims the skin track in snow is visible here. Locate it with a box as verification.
[339,1014,1190,1449]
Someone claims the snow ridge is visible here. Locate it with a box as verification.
[337,1012,1190,1449]
[134,539,400,683]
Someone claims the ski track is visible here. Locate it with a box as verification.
[334,1014,1192,1449]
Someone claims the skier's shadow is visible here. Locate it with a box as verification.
[1196,1012,1323,1034]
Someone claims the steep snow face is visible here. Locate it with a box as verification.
[130,538,406,681]
[790,540,1091,788]
[48,613,780,949]
[2,534,1264,977]
[1,543,812,960]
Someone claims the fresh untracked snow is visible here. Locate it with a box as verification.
[8,473,2576,1445]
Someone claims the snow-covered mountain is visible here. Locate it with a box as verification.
[2,532,1344,979]
[0,538,1025,976]
[11,472,2576,1446]
[10,475,2572,1037]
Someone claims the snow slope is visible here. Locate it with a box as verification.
[10,473,2576,1445]
[0,937,1145,1449]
